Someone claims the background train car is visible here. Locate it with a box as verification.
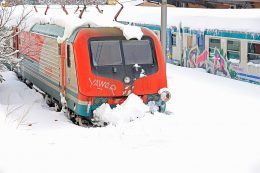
[114,6,260,85]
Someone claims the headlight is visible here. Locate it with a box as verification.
[124,76,131,84]
[158,88,171,102]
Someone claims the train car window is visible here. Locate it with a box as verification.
[172,34,177,47]
[90,40,122,66]
[187,36,193,48]
[122,40,153,65]
[197,36,203,48]
[209,38,221,57]
[67,45,71,68]
[227,40,240,61]
[248,43,260,64]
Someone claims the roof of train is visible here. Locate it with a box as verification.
[6,5,144,42]
[99,5,260,34]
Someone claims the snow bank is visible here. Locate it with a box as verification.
[229,59,240,64]
[248,61,260,67]
[1,63,260,173]
[93,94,149,126]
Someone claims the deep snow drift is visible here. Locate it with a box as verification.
[93,94,149,126]
[0,64,260,173]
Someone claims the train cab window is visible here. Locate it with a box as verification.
[58,44,61,55]
[209,38,221,58]
[172,34,177,47]
[122,39,154,65]
[227,40,240,61]
[248,43,260,64]
[90,40,122,66]
[67,45,71,68]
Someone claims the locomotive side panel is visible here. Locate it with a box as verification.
[19,32,62,101]
[63,43,80,115]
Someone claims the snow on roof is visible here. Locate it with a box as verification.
[118,0,144,6]
[6,5,143,43]
[7,5,260,42]
[100,5,260,33]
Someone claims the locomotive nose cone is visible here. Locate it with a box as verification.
[124,76,131,84]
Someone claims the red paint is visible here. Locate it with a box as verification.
[197,50,208,66]
[19,32,44,62]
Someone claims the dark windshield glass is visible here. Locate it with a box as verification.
[122,40,154,65]
[90,40,122,66]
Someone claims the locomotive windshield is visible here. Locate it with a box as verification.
[90,40,122,66]
[90,38,155,66]
[122,40,153,65]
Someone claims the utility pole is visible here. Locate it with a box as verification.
[161,0,167,60]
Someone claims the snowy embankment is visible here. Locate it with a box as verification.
[0,64,260,173]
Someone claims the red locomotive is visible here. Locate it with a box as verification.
[13,18,171,125]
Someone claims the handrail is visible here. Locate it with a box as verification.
[113,0,124,21]
[96,4,103,14]
[34,5,38,13]
[74,5,80,14]
[61,5,68,15]
[79,5,86,19]
[44,5,49,15]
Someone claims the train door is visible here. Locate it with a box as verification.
[196,32,205,53]
[171,32,179,64]
[64,43,78,96]
[183,33,194,67]
[60,43,66,95]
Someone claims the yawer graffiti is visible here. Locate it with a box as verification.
[89,78,117,95]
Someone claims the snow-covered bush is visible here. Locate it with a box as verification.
[0,5,30,83]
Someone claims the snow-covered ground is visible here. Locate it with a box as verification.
[0,64,260,173]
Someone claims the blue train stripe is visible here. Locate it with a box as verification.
[237,73,260,80]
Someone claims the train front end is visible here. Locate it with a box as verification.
[72,27,171,118]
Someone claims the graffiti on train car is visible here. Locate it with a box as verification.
[185,46,208,68]
[20,32,44,62]
[185,46,237,79]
